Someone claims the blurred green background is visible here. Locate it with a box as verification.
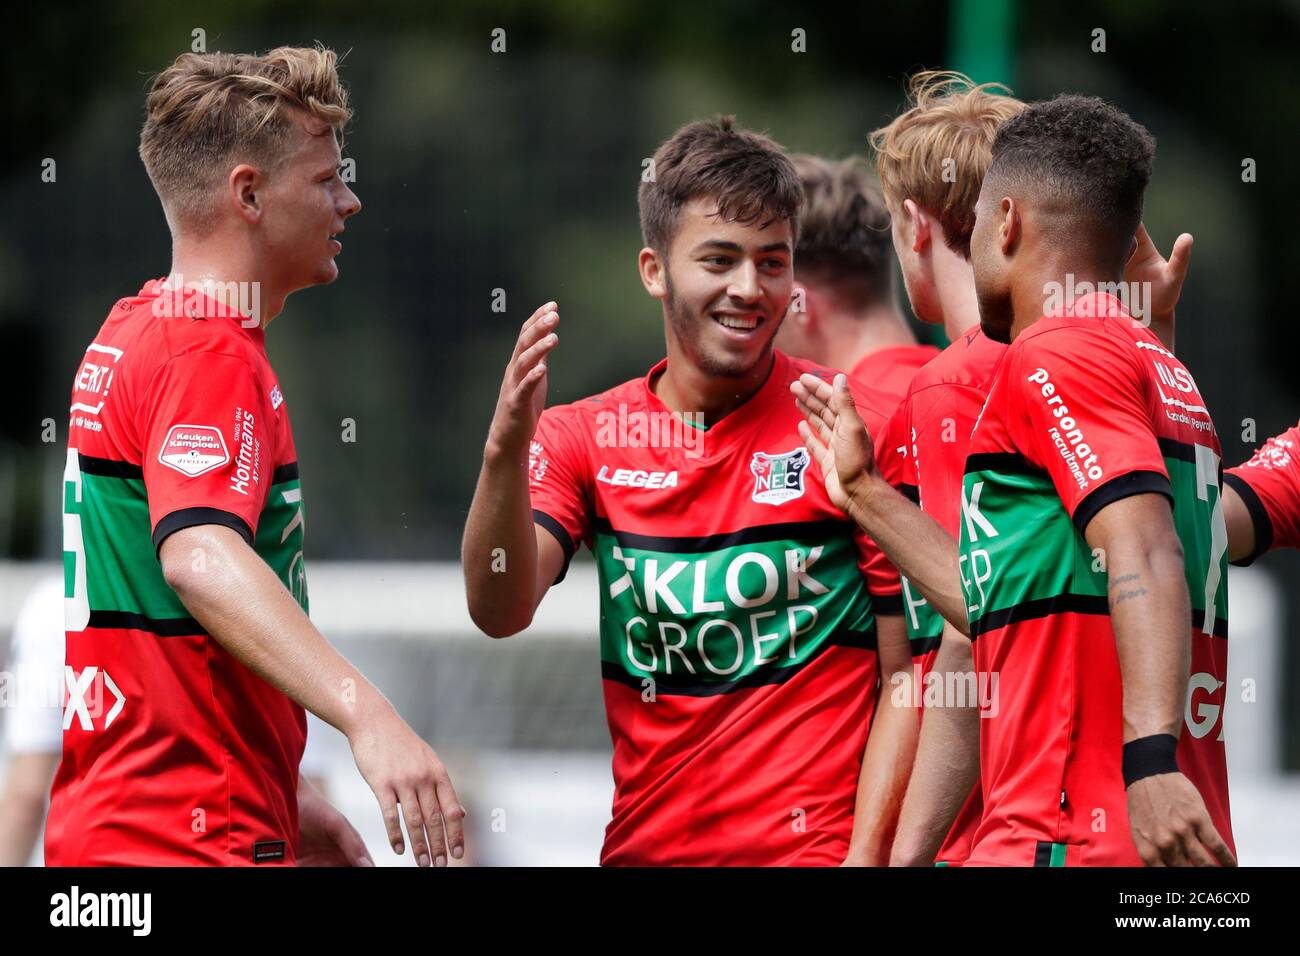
[3,1,1299,755]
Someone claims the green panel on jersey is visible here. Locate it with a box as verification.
[68,467,309,624]
[1161,454,1228,633]
[63,551,76,599]
[958,461,1105,635]
[79,472,189,618]
[254,476,310,614]
[959,450,1229,637]
[594,528,873,689]
[901,574,944,655]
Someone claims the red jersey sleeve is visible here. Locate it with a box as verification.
[528,406,594,584]
[1008,325,1170,535]
[1224,421,1300,564]
[142,351,276,554]
[876,401,911,493]
[910,382,988,539]
[849,380,903,615]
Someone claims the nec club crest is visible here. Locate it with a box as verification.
[750,447,809,505]
[158,424,230,477]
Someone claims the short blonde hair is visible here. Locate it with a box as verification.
[869,70,1023,258]
[140,45,352,231]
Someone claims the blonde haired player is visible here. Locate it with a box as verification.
[798,91,1221,867]
[49,46,463,866]
[860,72,1191,865]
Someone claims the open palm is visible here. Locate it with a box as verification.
[790,372,876,514]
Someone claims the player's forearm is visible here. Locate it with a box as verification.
[845,663,918,865]
[297,773,331,820]
[1222,483,1256,563]
[462,443,540,636]
[1107,543,1192,742]
[162,527,393,739]
[846,476,968,633]
[843,616,917,865]
[890,626,980,866]
[0,755,56,866]
[0,796,44,867]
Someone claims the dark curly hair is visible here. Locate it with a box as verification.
[987,94,1154,256]
[639,116,802,254]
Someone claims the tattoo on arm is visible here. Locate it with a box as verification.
[1109,572,1148,606]
[1112,586,1149,606]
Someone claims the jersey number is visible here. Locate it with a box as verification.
[63,447,90,632]
[1195,444,1228,623]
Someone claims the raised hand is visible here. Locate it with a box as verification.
[487,302,560,459]
[1126,223,1192,351]
[791,372,877,515]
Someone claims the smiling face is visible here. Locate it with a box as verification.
[647,197,794,378]
[257,112,361,292]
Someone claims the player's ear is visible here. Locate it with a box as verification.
[639,247,667,300]
[902,199,930,254]
[998,197,1019,256]
[229,164,263,225]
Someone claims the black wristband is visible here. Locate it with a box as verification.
[1122,734,1180,787]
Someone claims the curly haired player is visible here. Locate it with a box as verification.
[795,95,1234,867]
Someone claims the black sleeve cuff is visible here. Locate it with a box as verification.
[870,592,905,616]
[1072,470,1173,537]
[533,509,576,585]
[909,633,943,659]
[1223,471,1273,567]
[153,507,255,557]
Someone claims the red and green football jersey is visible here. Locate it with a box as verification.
[851,344,940,411]
[958,293,1232,866]
[861,338,957,662]
[529,350,901,865]
[47,279,308,866]
[880,323,1006,865]
[887,326,1007,667]
[1224,420,1300,563]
